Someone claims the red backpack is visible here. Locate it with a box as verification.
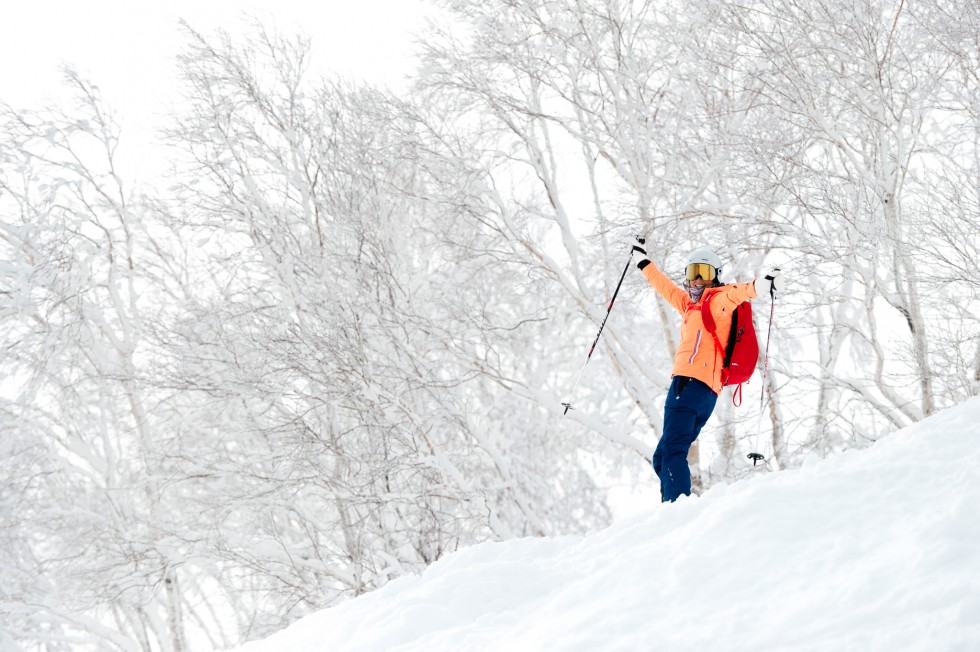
[701,291,759,405]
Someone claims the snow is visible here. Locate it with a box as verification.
[235,397,980,651]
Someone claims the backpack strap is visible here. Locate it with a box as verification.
[701,290,739,372]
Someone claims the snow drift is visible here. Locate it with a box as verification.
[236,398,980,651]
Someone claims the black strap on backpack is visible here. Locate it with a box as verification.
[721,304,739,368]
[701,290,736,371]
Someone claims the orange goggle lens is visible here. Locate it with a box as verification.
[686,263,717,281]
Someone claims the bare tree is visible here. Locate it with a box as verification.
[0,73,197,650]
[155,22,616,637]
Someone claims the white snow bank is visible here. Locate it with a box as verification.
[236,398,980,651]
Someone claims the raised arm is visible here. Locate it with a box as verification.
[634,238,689,314]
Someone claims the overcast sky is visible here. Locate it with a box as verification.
[1,1,432,159]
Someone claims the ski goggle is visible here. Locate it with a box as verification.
[686,263,717,281]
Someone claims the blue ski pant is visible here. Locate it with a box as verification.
[653,376,718,502]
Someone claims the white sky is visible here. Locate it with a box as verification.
[1,1,433,174]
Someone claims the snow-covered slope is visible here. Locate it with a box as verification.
[237,398,980,652]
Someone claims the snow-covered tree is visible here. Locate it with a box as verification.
[0,72,197,651]
[153,23,616,636]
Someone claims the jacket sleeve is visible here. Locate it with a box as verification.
[641,260,690,314]
[714,280,759,312]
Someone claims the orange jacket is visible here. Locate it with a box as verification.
[642,261,758,394]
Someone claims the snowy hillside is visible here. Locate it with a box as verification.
[237,399,980,652]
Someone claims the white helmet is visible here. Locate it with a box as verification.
[686,247,723,281]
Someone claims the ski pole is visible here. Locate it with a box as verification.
[562,238,640,415]
[748,273,778,466]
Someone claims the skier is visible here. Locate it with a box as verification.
[632,238,780,502]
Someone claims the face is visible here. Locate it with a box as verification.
[689,275,709,290]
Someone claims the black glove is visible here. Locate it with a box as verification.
[633,236,651,270]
